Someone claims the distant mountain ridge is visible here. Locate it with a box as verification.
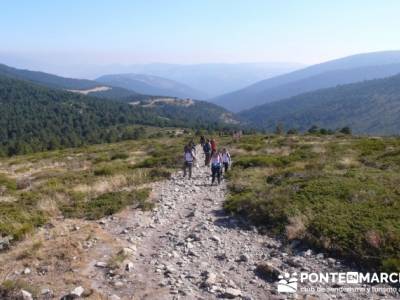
[96,73,207,99]
[0,63,142,100]
[213,51,400,112]
[93,62,303,98]
[239,73,400,135]
[0,56,304,98]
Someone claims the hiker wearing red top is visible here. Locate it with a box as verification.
[210,139,217,153]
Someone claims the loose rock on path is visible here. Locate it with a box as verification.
[86,147,397,300]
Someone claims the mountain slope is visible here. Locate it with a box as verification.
[0,63,142,100]
[239,74,400,135]
[0,76,238,156]
[213,51,400,112]
[96,73,206,99]
[130,97,238,126]
[94,62,303,98]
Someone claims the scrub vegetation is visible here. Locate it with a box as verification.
[224,133,400,272]
[2,128,400,278]
[0,128,187,245]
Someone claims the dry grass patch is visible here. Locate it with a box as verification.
[0,218,122,298]
[285,216,307,240]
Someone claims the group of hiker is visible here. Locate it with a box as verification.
[183,136,231,185]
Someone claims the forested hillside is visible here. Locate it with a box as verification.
[132,98,238,126]
[239,73,400,135]
[0,77,237,156]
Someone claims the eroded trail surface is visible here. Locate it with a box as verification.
[3,147,395,299]
[87,148,396,300]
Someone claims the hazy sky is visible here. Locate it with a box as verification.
[1,0,400,66]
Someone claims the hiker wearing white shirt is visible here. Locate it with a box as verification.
[183,145,196,179]
[210,151,222,185]
[221,148,231,173]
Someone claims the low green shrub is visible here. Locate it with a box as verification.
[92,153,110,163]
[225,135,400,271]
[0,201,47,240]
[111,152,129,160]
[148,168,172,179]
[236,135,265,151]
[135,156,177,168]
[234,155,285,168]
[355,138,386,156]
[61,188,151,220]
[0,173,17,191]
[382,258,400,273]
[94,166,114,176]
[0,279,38,299]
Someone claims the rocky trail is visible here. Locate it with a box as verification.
[80,147,395,300]
[3,147,396,300]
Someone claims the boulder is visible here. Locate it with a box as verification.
[21,290,33,300]
[255,262,281,281]
[119,247,135,256]
[41,288,53,296]
[202,271,217,287]
[210,235,221,243]
[0,236,12,250]
[238,254,250,262]
[223,288,242,298]
[95,261,107,268]
[125,261,134,272]
[71,286,84,297]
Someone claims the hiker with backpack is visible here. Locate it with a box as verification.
[221,148,231,173]
[210,150,222,185]
[183,145,196,179]
[203,139,211,166]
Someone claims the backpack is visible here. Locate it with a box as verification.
[222,152,231,163]
[211,154,221,167]
[185,151,193,162]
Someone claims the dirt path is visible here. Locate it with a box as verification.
[5,147,395,299]
[80,147,395,300]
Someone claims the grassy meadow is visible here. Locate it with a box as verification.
[224,133,400,272]
[2,128,400,277]
[0,127,188,244]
